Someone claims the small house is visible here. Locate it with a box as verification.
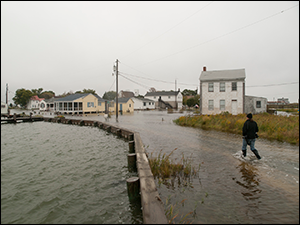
[27,95,46,110]
[53,93,106,115]
[115,97,134,113]
[1,101,9,115]
[144,90,183,109]
[131,97,155,110]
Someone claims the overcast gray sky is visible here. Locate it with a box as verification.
[1,1,299,104]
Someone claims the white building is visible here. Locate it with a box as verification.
[1,101,8,115]
[144,90,183,109]
[131,97,155,110]
[245,95,267,114]
[199,67,245,115]
[27,95,47,111]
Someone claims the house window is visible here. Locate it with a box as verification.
[143,102,146,106]
[87,102,94,107]
[208,83,214,92]
[208,100,214,110]
[232,82,237,91]
[220,100,225,110]
[220,82,225,92]
[168,96,171,98]
[154,96,156,99]
[149,102,151,105]
[129,104,131,107]
[256,101,261,108]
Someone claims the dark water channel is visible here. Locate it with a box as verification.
[82,110,299,224]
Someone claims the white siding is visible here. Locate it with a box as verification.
[131,97,155,110]
[201,80,244,115]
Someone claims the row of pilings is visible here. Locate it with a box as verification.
[43,117,168,224]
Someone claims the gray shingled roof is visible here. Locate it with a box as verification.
[54,93,106,103]
[200,69,246,81]
[115,97,132,103]
[131,97,154,102]
[144,91,180,97]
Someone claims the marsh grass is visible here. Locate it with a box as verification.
[174,112,299,145]
[149,148,200,182]
[148,149,200,223]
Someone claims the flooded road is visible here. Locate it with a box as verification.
[84,110,299,224]
[11,109,299,223]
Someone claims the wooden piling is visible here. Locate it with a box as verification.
[129,141,135,153]
[128,133,134,141]
[128,153,137,172]
[126,177,140,201]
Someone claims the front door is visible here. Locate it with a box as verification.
[231,100,237,115]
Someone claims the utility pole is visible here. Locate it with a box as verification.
[115,59,119,121]
[175,79,177,110]
[6,83,8,104]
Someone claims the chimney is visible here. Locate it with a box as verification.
[203,66,206,71]
[178,88,180,92]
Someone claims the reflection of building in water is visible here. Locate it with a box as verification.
[236,162,261,201]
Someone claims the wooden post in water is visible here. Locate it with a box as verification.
[127,153,137,172]
[128,133,134,141]
[126,177,140,201]
[129,141,135,153]
[30,112,32,121]
[13,113,16,123]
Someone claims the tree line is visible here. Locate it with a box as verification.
[12,87,198,108]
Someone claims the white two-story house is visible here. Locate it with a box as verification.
[199,67,245,115]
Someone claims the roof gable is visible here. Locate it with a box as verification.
[116,97,133,103]
[131,97,154,103]
[200,69,246,81]
[30,95,45,101]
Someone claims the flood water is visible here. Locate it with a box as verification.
[81,110,299,224]
[2,109,299,224]
[1,118,143,224]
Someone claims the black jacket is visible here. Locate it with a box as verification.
[242,119,258,139]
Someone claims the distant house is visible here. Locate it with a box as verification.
[131,97,155,110]
[144,90,183,109]
[53,93,106,115]
[27,95,46,111]
[118,90,134,98]
[1,101,9,115]
[268,97,290,105]
[199,66,267,115]
[115,97,134,113]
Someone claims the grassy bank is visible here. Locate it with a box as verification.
[174,112,299,145]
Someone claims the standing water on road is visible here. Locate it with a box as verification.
[83,110,299,224]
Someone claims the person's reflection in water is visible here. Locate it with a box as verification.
[236,162,262,201]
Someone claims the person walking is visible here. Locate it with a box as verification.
[242,113,261,159]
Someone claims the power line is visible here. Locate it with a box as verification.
[119,72,173,84]
[122,1,214,59]
[138,3,299,66]
[246,81,299,88]
[118,74,151,90]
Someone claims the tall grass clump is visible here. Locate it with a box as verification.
[148,148,200,223]
[148,148,200,189]
[174,112,299,145]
